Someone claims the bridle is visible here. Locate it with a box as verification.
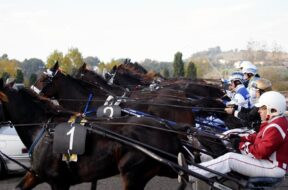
[30,69,58,95]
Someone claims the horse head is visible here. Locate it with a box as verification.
[31,61,60,96]
[108,63,151,89]
[0,77,66,148]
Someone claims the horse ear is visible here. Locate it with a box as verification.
[51,61,59,72]
[111,65,117,72]
[80,63,87,70]
[0,78,4,90]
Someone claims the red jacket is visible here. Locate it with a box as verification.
[239,116,288,169]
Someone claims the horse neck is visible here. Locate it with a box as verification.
[56,77,111,112]
[81,73,126,97]
[114,72,147,89]
[2,97,50,149]
[15,125,43,149]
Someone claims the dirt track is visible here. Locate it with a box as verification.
[0,175,193,190]
[1,174,288,190]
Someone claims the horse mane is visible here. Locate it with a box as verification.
[123,60,148,74]
[67,75,100,92]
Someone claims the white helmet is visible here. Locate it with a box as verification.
[228,71,243,83]
[242,63,257,75]
[236,61,253,69]
[255,91,286,117]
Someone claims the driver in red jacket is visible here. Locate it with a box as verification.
[178,91,288,182]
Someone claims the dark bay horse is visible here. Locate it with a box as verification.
[104,59,162,89]
[105,61,226,99]
[75,63,243,129]
[34,63,244,154]
[73,64,245,157]
[34,62,197,126]
[0,79,187,190]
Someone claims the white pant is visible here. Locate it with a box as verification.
[188,152,285,179]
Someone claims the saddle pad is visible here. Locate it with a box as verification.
[97,105,122,118]
[53,123,87,155]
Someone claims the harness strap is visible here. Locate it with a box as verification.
[0,150,34,174]
[122,108,176,126]
[28,128,45,157]
[83,93,96,116]
[28,118,52,157]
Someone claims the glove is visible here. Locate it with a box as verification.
[229,134,241,151]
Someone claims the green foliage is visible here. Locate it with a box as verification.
[189,58,210,78]
[185,61,197,80]
[15,69,24,83]
[66,48,84,68]
[46,48,84,75]
[173,52,184,77]
[29,73,37,86]
[96,59,122,74]
[47,50,64,69]
[0,58,17,78]
[105,59,121,71]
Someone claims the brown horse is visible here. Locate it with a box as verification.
[105,61,226,99]
[33,62,196,126]
[0,79,188,190]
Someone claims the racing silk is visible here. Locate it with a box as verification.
[239,116,288,170]
[247,76,260,106]
[226,84,251,110]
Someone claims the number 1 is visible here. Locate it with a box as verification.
[67,127,75,150]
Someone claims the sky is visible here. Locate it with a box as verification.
[1,0,288,63]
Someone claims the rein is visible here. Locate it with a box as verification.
[0,150,35,175]
[53,98,226,113]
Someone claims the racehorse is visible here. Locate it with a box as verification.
[104,59,163,89]
[74,63,245,157]
[0,78,188,190]
[34,62,197,126]
[104,61,226,99]
[75,63,244,130]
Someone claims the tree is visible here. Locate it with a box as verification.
[66,48,84,69]
[162,67,170,78]
[0,59,17,77]
[84,56,100,67]
[47,50,64,69]
[21,58,45,77]
[244,40,257,62]
[15,69,24,83]
[271,42,283,64]
[0,54,8,60]
[46,48,84,75]
[186,61,197,80]
[29,73,37,86]
[173,52,184,77]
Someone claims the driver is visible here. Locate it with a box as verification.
[178,91,288,182]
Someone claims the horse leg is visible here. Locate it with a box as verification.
[118,152,157,190]
[90,181,97,190]
[15,171,42,190]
